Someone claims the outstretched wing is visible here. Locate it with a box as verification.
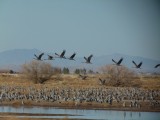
[99,78,102,82]
[117,58,123,65]
[84,57,88,61]
[34,54,38,59]
[99,78,105,85]
[70,53,76,59]
[60,50,66,57]
[88,54,93,62]
[55,53,59,56]
[38,53,44,59]
[155,64,160,68]
[48,55,53,59]
[79,74,87,80]
[138,62,142,68]
[132,61,138,67]
[112,59,117,64]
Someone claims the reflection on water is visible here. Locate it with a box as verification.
[0,106,160,120]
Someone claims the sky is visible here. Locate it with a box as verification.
[0,0,160,60]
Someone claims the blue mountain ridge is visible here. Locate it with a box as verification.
[0,49,159,73]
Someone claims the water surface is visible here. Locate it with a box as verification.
[0,106,159,120]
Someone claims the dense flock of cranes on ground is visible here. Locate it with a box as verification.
[34,50,160,69]
[0,85,159,108]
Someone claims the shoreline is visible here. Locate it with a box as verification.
[1,101,160,112]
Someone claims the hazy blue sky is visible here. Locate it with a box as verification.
[0,0,160,60]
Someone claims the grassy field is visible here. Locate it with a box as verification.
[0,73,160,120]
[0,73,160,89]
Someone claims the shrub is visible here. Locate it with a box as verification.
[53,67,62,74]
[22,60,54,84]
[100,65,138,87]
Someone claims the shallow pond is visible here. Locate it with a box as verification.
[0,106,159,120]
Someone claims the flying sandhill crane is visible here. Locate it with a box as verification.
[99,78,106,85]
[112,57,123,66]
[132,61,142,69]
[83,54,93,64]
[44,55,54,60]
[34,53,44,61]
[55,50,66,59]
[155,64,160,68]
[68,53,76,60]
[79,74,87,80]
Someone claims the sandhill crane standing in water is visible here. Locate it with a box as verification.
[68,53,76,60]
[132,61,142,69]
[112,57,123,66]
[44,55,54,60]
[34,53,44,61]
[83,54,93,64]
[55,50,66,59]
[154,64,160,68]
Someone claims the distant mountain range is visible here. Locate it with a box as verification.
[0,49,159,73]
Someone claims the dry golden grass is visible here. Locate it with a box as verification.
[0,73,159,90]
[140,75,160,89]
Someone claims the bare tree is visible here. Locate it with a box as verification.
[53,67,62,74]
[22,60,54,84]
[100,65,138,87]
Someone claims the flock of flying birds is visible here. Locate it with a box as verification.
[33,50,160,69]
[34,50,93,64]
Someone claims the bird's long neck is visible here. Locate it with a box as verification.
[55,53,59,56]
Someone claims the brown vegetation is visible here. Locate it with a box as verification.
[0,72,159,89]
[21,60,54,84]
[100,65,139,87]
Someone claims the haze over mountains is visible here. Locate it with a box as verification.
[0,49,159,73]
